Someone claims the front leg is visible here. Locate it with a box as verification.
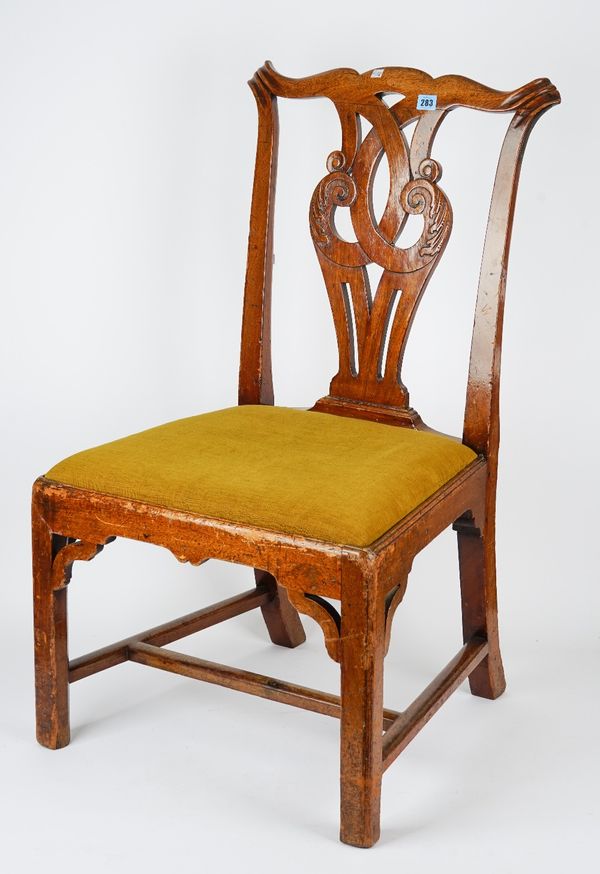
[32,514,70,749]
[32,489,109,748]
[339,557,385,847]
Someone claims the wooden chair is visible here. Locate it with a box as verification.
[32,62,559,847]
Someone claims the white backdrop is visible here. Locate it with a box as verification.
[1,1,598,871]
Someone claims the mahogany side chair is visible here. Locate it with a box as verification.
[32,62,560,847]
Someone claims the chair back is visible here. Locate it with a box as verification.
[239,62,559,456]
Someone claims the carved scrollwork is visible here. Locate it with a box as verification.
[247,60,559,420]
[400,174,450,262]
[504,78,561,126]
[50,537,114,590]
[257,61,560,122]
[326,149,347,172]
[352,173,451,273]
[285,590,342,662]
[309,97,452,406]
[309,169,360,259]
[416,157,441,183]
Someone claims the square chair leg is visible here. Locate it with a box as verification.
[339,561,385,847]
[32,510,70,750]
[457,514,506,700]
[255,569,306,648]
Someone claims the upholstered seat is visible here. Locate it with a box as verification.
[45,405,476,548]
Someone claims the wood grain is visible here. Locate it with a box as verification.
[32,62,559,847]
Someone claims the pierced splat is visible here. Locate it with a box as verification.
[241,63,560,431]
[309,130,451,420]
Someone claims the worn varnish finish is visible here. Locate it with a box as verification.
[32,62,559,847]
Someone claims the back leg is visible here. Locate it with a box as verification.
[455,511,506,699]
[254,569,306,648]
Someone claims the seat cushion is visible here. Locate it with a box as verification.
[45,405,476,548]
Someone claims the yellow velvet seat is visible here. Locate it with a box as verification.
[45,405,476,548]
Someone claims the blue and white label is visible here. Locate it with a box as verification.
[417,94,437,110]
[371,68,384,78]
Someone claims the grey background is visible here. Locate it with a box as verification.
[1,1,598,870]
